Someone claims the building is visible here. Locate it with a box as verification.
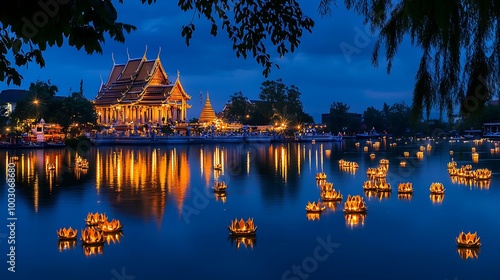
[93,52,191,126]
[198,93,217,123]
[0,89,28,116]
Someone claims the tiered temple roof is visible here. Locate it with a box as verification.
[94,54,190,107]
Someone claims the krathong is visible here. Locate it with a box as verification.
[212,181,228,192]
[80,227,105,245]
[99,219,123,233]
[403,151,409,157]
[363,180,377,191]
[429,182,445,194]
[376,181,391,192]
[400,161,406,167]
[320,182,334,191]
[316,172,327,180]
[320,189,343,201]
[305,201,326,212]
[228,218,257,236]
[57,227,78,240]
[343,195,367,213]
[397,182,413,194]
[456,231,481,248]
[85,212,108,226]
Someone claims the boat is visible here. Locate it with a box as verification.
[296,133,342,142]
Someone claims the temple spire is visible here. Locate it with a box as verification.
[142,45,148,60]
[157,47,162,59]
[111,52,116,65]
[126,48,130,60]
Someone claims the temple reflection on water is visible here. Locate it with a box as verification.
[3,141,382,220]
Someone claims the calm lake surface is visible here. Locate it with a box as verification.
[1,138,500,280]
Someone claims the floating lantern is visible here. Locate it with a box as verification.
[212,181,228,192]
[85,212,108,227]
[450,150,454,155]
[420,146,425,151]
[228,218,257,236]
[416,151,424,159]
[472,152,479,162]
[400,161,406,167]
[429,182,445,194]
[474,168,492,180]
[343,195,367,213]
[305,201,326,212]
[471,147,476,153]
[456,232,481,248]
[363,180,377,191]
[397,182,413,194]
[320,182,334,191]
[403,151,410,157]
[316,172,327,180]
[426,144,432,151]
[320,189,343,201]
[99,219,123,233]
[80,227,105,245]
[363,146,368,152]
[379,159,389,165]
[370,153,376,159]
[355,142,360,148]
[376,181,391,192]
[366,168,377,176]
[57,227,78,240]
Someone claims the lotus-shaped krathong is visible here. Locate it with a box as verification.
[343,195,367,213]
[366,168,377,176]
[85,212,108,226]
[447,161,457,170]
[419,146,425,152]
[320,182,334,191]
[320,189,343,201]
[57,240,77,252]
[316,172,327,180]
[376,181,391,192]
[403,151,410,157]
[430,182,445,194]
[457,247,480,260]
[212,181,228,192]
[57,227,78,240]
[456,231,481,248]
[416,151,424,159]
[305,201,326,212]
[228,218,257,236]
[369,153,376,159]
[363,146,369,152]
[83,244,104,257]
[400,161,406,167]
[363,180,377,190]
[474,168,492,180]
[81,227,105,245]
[379,159,389,165]
[397,182,413,194]
[99,219,123,233]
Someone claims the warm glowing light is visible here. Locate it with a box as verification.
[320,189,343,201]
[80,227,105,245]
[400,161,406,167]
[472,152,479,162]
[305,201,326,212]
[457,248,480,260]
[228,218,257,236]
[416,151,424,159]
[403,151,409,157]
[316,172,327,180]
[397,182,413,194]
[212,180,228,192]
[370,153,376,159]
[345,213,366,228]
[429,182,445,194]
[343,195,367,213]
[430,194,444,204]
[99,219,123,233]
[58,240,77,252]
[456,231,481,248]
[450,150,454,155]
[363,146,368,152]
[85,212,108,226]
[229,236,256,249]
[57,227,78,240]
[82,244,104,257]
[306,213,321,221]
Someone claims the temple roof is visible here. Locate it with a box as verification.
[199,93,216,123]
[94,55,191,106]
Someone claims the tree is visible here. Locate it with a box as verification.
[10,80,58,122]
[363,106,384,132]
[327,102,351,134]
[56,92,97,130]
[324,0,500,120]
[386,102,411,136]
[0,0,313,86]
[223,91,252,123]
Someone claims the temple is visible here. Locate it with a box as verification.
[93,51,191,126]
[198,93,217,123]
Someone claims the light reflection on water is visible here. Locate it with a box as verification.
[1,138,500,279]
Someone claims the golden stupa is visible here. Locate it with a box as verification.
[199,93,217,123]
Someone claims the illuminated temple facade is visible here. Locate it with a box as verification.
[93,53,191,125]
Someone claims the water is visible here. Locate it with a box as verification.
[1,138,500,280]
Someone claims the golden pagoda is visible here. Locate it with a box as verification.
[93,48,192,125]
[199,93,217,123]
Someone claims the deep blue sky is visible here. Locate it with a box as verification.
[2,1,425,122]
